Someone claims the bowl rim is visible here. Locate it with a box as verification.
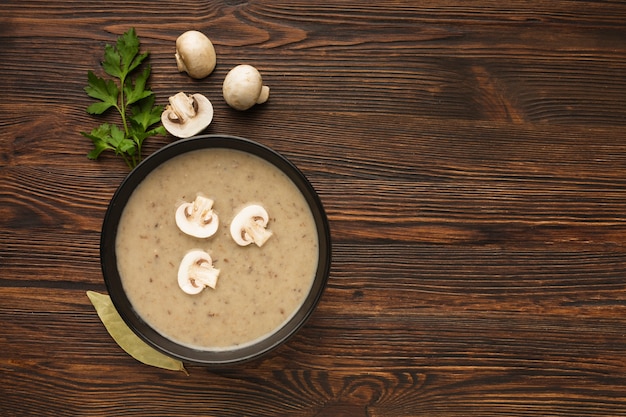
[100,134,331,366]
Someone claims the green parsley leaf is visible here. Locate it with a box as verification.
[109,124,137,156]
[118,28,147,74]
[130,95,164,132]
[83,124,116,159]
[124,66,153,106]
[85,71,119,114]
[82,28,164,169]
[102,44,123,79]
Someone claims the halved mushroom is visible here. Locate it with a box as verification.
[230,204,273,247]
[178,249,220,295]
[175,195,219,238]
[161,92,213,138]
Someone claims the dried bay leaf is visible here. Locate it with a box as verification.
[87,291,188,374]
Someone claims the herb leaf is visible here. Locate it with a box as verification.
[130,95,165,132]
[118,28,147,74]
[102,44,123,79]
[83,124,116,159]
[124,66,153,106]
[87,291,188,374]
[82,28,164,169]
[85,71,119,114]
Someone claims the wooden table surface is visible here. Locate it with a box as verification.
[2,1,626,416]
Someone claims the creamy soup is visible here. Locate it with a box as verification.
[115,148,319,350]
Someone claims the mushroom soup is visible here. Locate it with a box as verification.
[115,148,319,350]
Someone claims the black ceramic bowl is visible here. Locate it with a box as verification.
[100,134,331,366]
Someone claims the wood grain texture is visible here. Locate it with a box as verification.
[2,0,626,416]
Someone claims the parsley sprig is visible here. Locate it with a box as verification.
[82,28,166,169]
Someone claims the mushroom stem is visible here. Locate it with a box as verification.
[256,86,270,104]
[188,259,219,289]
[187,196,215,225]
[243,220,273,247]
[167,92,198,124]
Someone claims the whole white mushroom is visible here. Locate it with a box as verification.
[222,64,270,111]
[175,30,216,79]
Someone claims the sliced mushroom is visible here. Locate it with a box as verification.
[175,195,219,238]
[178,250,220,295]
[161,92,213,138]
[230,204,273,247]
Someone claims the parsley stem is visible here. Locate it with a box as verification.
[135,133,143,164]
[122,154,133,170]
[118,74,129,137]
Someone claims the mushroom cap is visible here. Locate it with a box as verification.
[175,195,219,238]
[177,249,220,294]
[230,204,272,247]
[175,30,216,79]
[161,92,214,138]
[222,64,270,111]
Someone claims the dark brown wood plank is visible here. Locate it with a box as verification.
[2,0,626,415]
